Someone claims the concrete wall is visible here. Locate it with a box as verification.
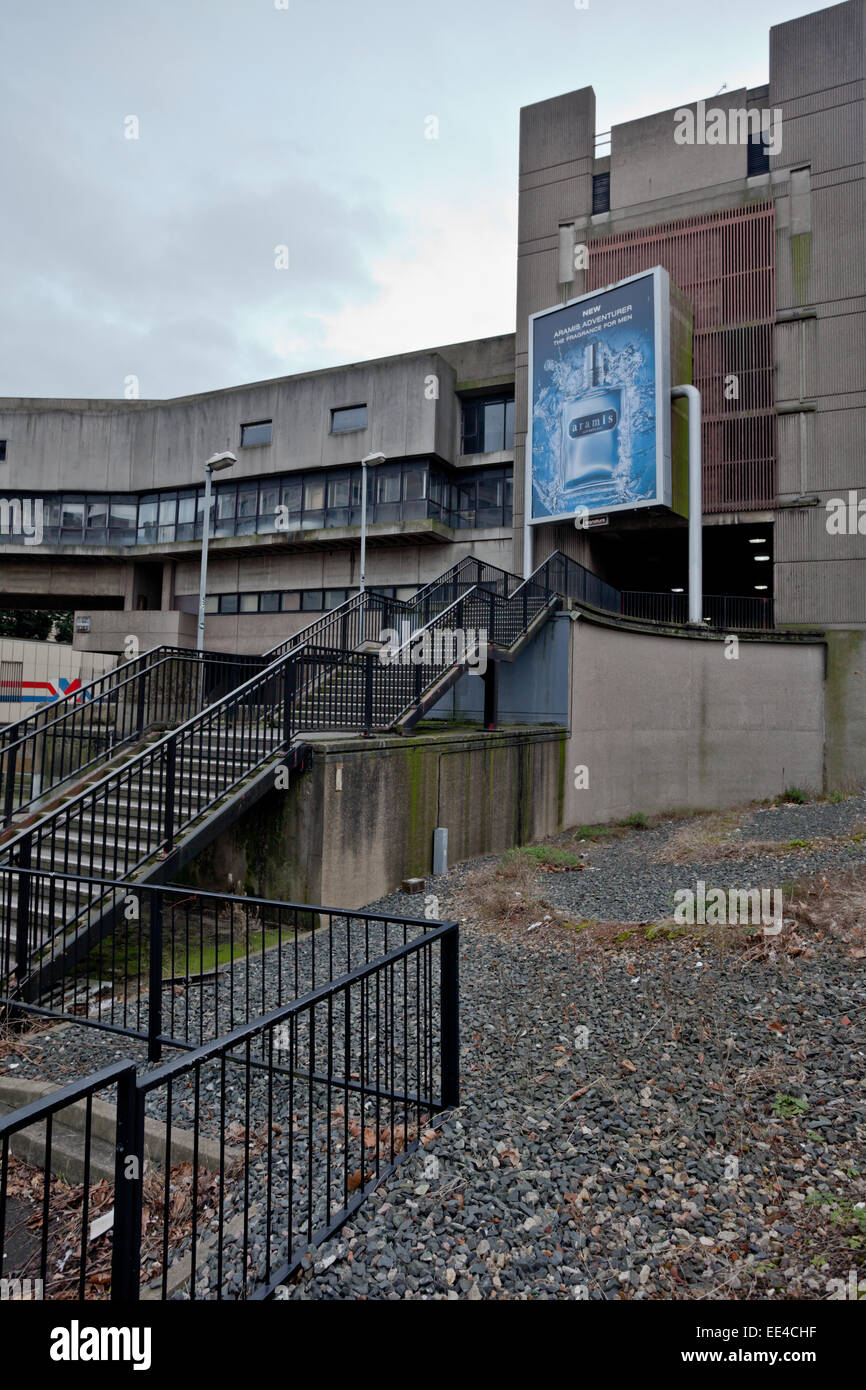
[824,628,866,788]
[428,610,571,725]
[0,335,514,494]
[770,0,866,627]
[179,727,567,910]
[563,612,827,824]
[0,638,115,724]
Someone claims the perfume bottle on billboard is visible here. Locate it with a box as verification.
[559,341,621,501]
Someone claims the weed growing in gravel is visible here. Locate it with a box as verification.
[771,1093,809,1118]
[782,786,810,804]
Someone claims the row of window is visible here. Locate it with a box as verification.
[238,405,368,449]
[200,584,416,616]
[0,463,512,546]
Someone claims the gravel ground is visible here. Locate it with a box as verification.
[282,794,866,1301]
[3,794,865,1300]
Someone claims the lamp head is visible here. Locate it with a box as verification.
[361,452,386,467]
[206,451,237,472]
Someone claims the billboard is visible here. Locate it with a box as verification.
[528,266,674,524]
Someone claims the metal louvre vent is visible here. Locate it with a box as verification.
[592,172,610,214]
[587,202,776,513]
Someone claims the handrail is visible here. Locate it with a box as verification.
[0,648,264,826]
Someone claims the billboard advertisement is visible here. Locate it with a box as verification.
[528,266,673,524]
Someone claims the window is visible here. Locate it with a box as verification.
[240,420,272,447]
[219,594,239,614]
[259,591,280,613]
[158,493,177,543]
[257,482,279,533]
[301,590,324,611]
[281,592,300,612]
[331,405,367,433]
[214,485,237,537]
[86,497,109,543]
[176,491,196,541]
[204,595,219,615]
[747,132,770,176]
[0,441,6,463]
[235,483,260,535]
[460,395,515,454]
[137,495,158,544]
[60,496,85,541]
[592,171,610,214]
[302,476,324,529]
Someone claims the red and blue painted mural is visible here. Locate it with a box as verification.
[0,676,92,705]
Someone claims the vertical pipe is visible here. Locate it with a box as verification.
[672,385,703,624]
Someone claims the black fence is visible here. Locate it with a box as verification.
[0,918,458,1300]
[0,648,263,828]
[0,869,446,1056]
[620,589,775,631]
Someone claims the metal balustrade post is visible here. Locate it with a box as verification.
[440,927,460,1109]
[135,667,147,738]
[147,888,163,1062]
[363,652,374,735]
[283,658,296,746]
[14,838,31,984]
[111,1067,144,1302]
[163,737,176,852]
[3,745,16,826]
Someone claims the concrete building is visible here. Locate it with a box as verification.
[0,0,862,653]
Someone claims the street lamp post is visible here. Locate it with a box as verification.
[359,452,386,597]
[197,451,236,663]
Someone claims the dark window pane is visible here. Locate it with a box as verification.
[403,465,427,501]
[461,401,481,454]
[259,591,280,613]
[220,594,239,614]
[331,405,367,433]
[138,495,158,543]
[483,401,505,453]
[61,498,84,537]
[304,478,324,511]
[240,420,272,447]
[281,479,302,509]
[327,475,350,508]
[505,399,515,450]
[301,590,324,611]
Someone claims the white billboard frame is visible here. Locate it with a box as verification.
[524,265,673,553]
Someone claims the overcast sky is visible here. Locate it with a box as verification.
[3,0,823,400]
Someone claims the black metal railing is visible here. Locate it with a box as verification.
[0,868,445,1056]
[0,648,263,828]
[0,916,459,1301]
[528,551,622,614]
[620,590,775,630]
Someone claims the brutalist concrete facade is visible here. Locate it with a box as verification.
[514,0,865,630]
[0,0,862,649]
